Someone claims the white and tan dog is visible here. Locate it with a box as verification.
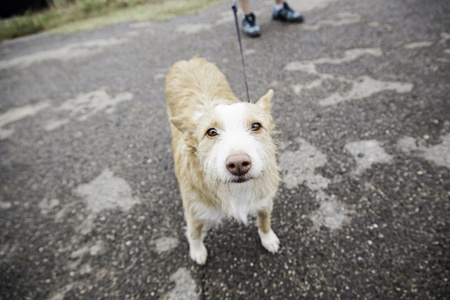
[165,57,280,265]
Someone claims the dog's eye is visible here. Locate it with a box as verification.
[251,123,262,132]
[206,128,219,137]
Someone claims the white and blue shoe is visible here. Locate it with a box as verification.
[273,2,304,23]
[242,13,261,38]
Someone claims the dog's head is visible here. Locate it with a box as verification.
[170,90,277,184]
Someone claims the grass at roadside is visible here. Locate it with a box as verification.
[0,0,224,42]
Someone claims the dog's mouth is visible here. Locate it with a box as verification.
[229,176,252,183]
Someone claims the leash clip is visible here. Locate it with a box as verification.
[232,0,238,13]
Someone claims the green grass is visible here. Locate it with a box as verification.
[0,0,224,42]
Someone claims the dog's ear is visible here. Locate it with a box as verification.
[256,89,274,112]
[170,115,193,134]
[170,115,198,147]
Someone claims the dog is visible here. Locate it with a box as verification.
[165,57,280,265]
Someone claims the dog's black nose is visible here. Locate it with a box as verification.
[226,154,252,176]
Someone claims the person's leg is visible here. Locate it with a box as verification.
[274,0,284,10]
[238,0,251,15]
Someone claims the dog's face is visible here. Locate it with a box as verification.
[171,90,276,184]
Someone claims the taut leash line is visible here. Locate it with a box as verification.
[231,0,251,103]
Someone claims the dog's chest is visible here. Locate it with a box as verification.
[193,186,271,225]
[226,195,270,224]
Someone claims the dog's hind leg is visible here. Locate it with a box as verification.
[186,215,208,265]
[257,207,280,253]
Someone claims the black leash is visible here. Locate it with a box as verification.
[231,0,251,103]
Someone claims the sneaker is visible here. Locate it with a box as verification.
[272,2,304,23]
[242,13,261,37]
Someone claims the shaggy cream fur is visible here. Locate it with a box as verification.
[165,57,280,265]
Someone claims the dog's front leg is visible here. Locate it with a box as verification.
[257,207,280,253]
[186,214,208,265]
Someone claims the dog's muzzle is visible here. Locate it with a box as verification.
[226,154,252,183]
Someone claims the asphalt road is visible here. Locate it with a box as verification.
[0,0,449,299]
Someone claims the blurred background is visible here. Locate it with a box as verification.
[0,0,219,42]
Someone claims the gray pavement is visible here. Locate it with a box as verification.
[0,0,449,298]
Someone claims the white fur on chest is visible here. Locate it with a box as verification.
[192,182,272,225]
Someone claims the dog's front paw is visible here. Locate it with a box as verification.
[189,241,208,265]
[258,229,280,253]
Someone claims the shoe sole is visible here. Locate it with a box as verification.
[246,32,261,37]
[243,30,261,38]
[272,16,304,23]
